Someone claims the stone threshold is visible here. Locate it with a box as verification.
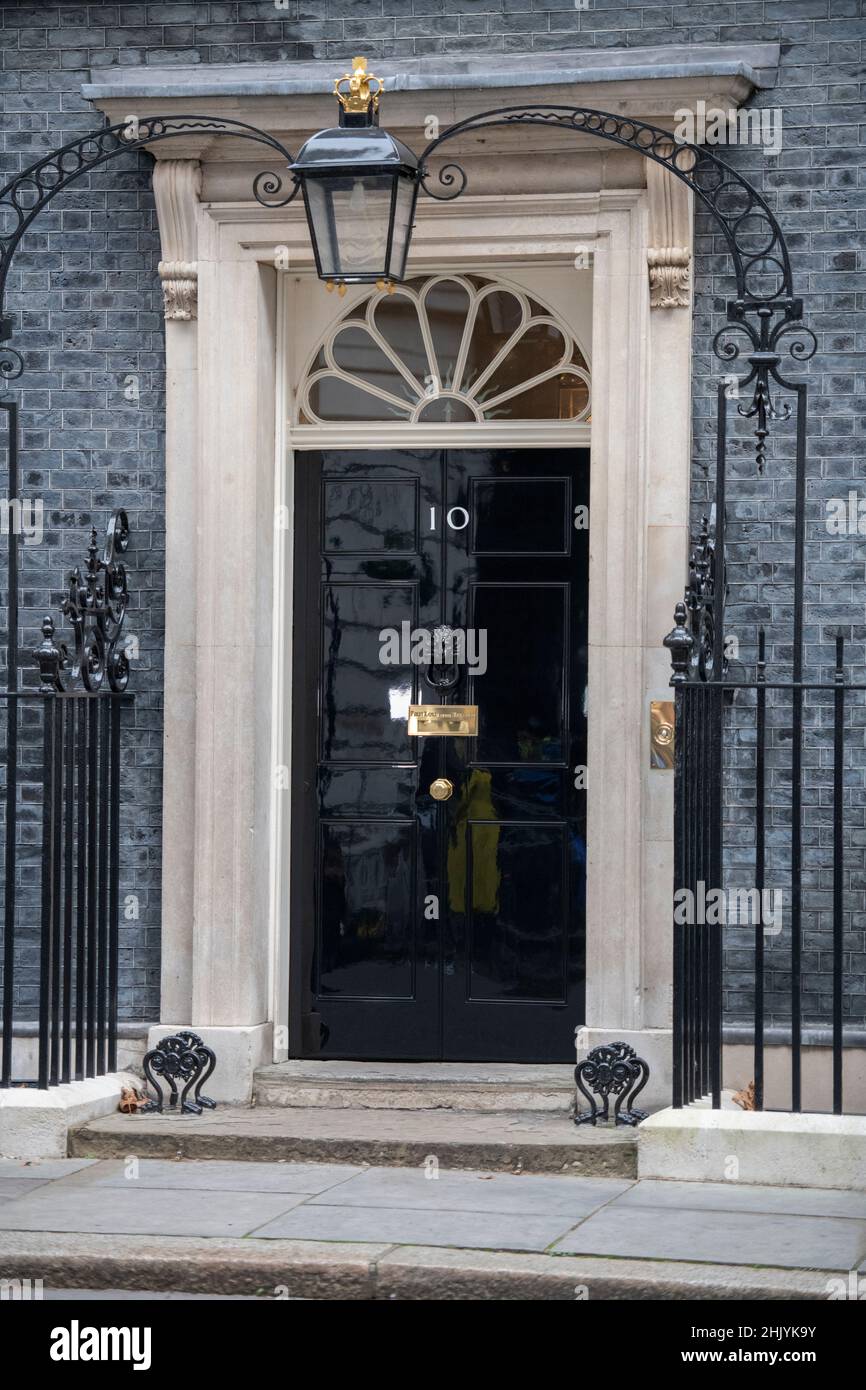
[257,1061,577,1083]
[253,1060,578,1114]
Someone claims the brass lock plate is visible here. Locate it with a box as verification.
[650,700,675,769]
[408,704,478,737]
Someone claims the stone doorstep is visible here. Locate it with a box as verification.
[253,1060,578,1113]
[0,1230,834,1301]
[71,1106,638,1178]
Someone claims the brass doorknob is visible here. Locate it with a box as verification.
[430,777,454,801]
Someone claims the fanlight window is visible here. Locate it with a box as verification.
[298,274,591,425]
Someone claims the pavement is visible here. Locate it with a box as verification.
[1,1156,864,1299]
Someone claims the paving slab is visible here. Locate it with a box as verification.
[612,1178,866,1221]
[2,1157,859,1295]
[71,1106,636,1176]
[59,1158,364,1196]
[252,1202,578,1251]
[551,1204,866,1271]
[0,1184,306,1239]
[0,1178,47,1201]
[308,1165,631,1216]
[0,1158,96,1181]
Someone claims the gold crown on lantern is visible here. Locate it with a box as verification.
[334,57,383,115]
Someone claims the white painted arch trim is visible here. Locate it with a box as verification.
[289,421,592,449]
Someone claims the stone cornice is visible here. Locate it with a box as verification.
[83,44,779,102]
[82,43,779,165]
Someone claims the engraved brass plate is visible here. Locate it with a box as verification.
[650,699,675,769]
[408,704,478,737]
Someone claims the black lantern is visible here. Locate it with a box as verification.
[291,58,420,291]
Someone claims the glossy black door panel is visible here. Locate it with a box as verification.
[470,476,571,554]
[321,582,416,761]
[471,584,568,764]
[319,766,418,820]
[323,478,419,554]
[292,448,588,1061]
[318,820,415,999]
[464,821,568,1001]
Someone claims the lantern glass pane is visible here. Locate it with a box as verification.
[305,174,395,279]
[388,175,417,281]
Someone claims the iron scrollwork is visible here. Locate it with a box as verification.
[714,305,817,472]
[33,509,131,693]
[140,1031,217,1116]
[574,1041,650,1127]
[0,342,23,383]
[0,116,298,350]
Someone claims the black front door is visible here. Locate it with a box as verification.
[291,448,588,1062]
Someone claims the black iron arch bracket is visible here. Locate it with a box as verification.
[0,114,300,379]
[419,105,795,312]
[420,105,817,476]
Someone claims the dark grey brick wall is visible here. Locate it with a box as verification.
[0,1,863,1029]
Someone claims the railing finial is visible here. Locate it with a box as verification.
[33,614,67,691]
[664,601,693,685]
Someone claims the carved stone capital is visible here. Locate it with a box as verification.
[646,152,692,309]
[647,247,691,309]
[157,261,198,321]
[152,160,202,321]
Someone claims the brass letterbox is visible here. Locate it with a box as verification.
[407,704,478,737]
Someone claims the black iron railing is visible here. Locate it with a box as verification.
[670,678,723,1109]
[668,605,863,1115]
[0,513,133,1089]
[660,231,864,1114]
[0,689,131,1087]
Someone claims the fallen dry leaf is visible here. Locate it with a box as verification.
[118,1084,148,1114]
[732,1080,757,1111]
